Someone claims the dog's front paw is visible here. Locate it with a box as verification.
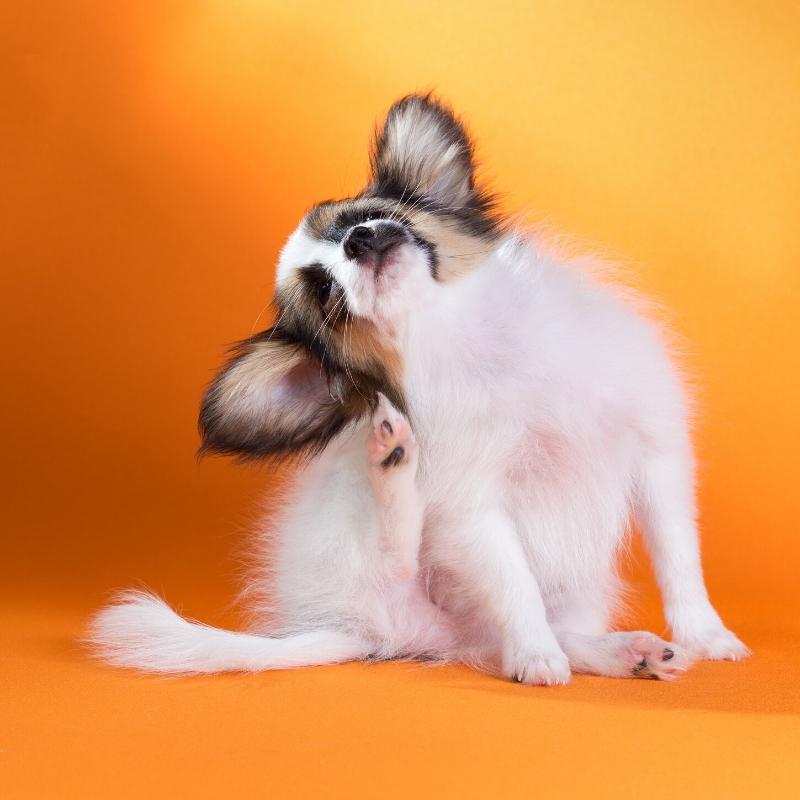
[503,642,571,686]
[676,626,750,661]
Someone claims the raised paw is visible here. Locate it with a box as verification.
[367,393,418,472]
[625,633,691,681]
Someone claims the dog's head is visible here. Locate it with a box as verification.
[199,94,502,460]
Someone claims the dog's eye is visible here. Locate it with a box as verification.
[302,264,341,316]
[316,279,333,309]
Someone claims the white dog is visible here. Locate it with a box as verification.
[90,94,748,684]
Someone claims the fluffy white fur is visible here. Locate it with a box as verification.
[90,97,748,684]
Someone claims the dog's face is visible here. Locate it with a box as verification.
[200,94,502,460]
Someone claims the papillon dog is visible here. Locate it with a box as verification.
[90,94,749,684]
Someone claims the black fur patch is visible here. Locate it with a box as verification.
[305,198,398,243]
[410,231,439,279]
[305,199,439,279]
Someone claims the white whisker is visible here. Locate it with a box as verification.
[311,291,346,351]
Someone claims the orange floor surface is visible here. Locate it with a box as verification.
[4,2,800,798]
[4,593,800,798]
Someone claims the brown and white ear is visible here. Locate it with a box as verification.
[368,93,478,209]
[198,329,361,460]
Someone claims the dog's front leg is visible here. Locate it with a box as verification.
[438,506,571,685]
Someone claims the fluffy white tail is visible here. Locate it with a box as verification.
[87,590,368,674]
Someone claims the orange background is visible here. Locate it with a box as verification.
[3,2,799,797]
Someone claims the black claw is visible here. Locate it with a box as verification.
[381,419,393,436]
[381,446,404,468]
[649,673,660,680]
[662,648,675,661]
[511,673,523,684]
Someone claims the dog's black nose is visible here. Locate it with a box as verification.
[343,226,374,260]
[343,222,407,263]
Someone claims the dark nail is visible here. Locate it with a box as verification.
[381,446,404,468]
[662,648,674,661]
[633,658,648,674]
[381,419,393,436]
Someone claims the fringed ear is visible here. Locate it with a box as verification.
[368,93,479,209]
[198,328,366,461]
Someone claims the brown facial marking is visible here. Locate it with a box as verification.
[404,207,499,281]
[276,266,406,415]
[304,201,340,241]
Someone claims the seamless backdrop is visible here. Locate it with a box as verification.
[3,2,800,798]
